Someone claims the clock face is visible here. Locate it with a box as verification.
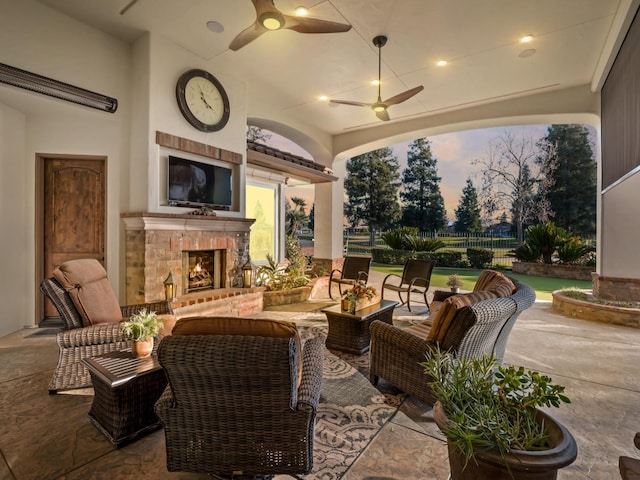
[176,69,230,132]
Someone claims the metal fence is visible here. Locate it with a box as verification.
[344,231,521,266]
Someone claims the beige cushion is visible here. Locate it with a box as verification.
[172,316,303,385]
[426,290,500,344]
[52,259,122,327]
[157,314,177,338]
[473,270,516,296]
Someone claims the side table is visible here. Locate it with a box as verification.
[321,300,398,354]
[82,349,167,447]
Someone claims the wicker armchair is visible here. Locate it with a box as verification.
[381,258,434,312]
[328,255,372,299]
[370,278,535,405]
[40,272,171,393]
[620,433,640,479]
[155,320,324,479]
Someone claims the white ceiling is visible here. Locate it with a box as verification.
[34,0,629,138]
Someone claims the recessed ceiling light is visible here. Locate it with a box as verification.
[436,60,448,67]
[371,79,380,85]
[206,21,224,33]
[520,35,534,43]
[295,7,308,16]
[319,95,329,101]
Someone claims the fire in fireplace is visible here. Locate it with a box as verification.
[183,250,226,294]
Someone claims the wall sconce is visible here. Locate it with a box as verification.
[164,271,177,301]
[242,257,255,288]
[0,62,118,113]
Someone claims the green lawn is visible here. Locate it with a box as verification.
[371,264,592,301]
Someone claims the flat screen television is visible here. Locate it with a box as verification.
[167,155,232,209]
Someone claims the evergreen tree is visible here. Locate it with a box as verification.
[246,126,272,143]
[345,147,401,244]
[308,203,315,231]
[537,124,596,236]
[454,178,483,233]
[400,138,447,231]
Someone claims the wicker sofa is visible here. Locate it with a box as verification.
[369,270,536,405]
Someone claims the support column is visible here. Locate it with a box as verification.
[313,178,344,272]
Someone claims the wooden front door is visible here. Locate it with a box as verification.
[42,157,106,320]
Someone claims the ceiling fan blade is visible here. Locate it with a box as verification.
[330,99,371,107]
[229,21,268,51]
[376,109,391,121]
[285,16,352,34]
[383,85,424,106]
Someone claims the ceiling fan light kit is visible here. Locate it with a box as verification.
[330,35,424,121]
[229,0,352,51]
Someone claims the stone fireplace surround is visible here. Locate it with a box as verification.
[121,212,263,316]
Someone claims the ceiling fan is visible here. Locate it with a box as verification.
[229,0,352,51]
[330,35,424,121]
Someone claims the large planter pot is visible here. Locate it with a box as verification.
[262,285,312,307]
[433,402,577,480]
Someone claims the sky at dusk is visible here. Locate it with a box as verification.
[266,124,593,222]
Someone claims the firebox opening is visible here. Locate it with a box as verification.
[182,250,225,294]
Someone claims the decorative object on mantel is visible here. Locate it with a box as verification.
[342,280,380,314]
[164,271,177,301]
[119,309,164,359]
[0,62,118,112]
[189,206,217,216]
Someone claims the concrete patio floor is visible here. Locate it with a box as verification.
[0,271,639,479]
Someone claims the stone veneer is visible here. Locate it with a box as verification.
[121,212,255,305]
[592,273,640,302]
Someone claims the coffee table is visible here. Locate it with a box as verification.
[321,299,398,354]
[82,349,167,447]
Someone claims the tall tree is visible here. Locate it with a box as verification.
[400,138,447,231]
[475,131,546,242]
[454,178,483,233]
[345,147,401,244]
[537,124,596,236]
[307,203,315,231]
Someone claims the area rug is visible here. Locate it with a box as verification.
[296,316,407,480]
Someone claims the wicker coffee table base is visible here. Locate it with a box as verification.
[322,300,397,355]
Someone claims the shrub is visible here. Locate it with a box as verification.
[510,243,541,262]
[556,237,594,264]
[466,247,494,269]
[405,236,446,252]
[381,227,418,250]
[371,247,414,265]
[525,222,568,264]
[416,250,467,268]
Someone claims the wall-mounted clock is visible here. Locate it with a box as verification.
[176,69,230,132]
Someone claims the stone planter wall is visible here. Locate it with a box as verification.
[512,262,594,281]
[552,290,640,328]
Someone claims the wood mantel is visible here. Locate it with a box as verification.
[121,212,255,232]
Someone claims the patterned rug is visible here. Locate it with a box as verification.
[294,314,408,480]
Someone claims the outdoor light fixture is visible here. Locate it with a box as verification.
[0,62,118,113]
[259,11,285,30]
[164,271,177,301]
[242,257,255,288]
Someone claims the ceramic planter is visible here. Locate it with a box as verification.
[433,401,578,480]
[131,338,154,358]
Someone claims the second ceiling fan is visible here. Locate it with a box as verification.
[331,35,424,121]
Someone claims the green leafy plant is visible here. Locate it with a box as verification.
[119,309,163,341]
[422,351,570,467]
[509,242,541,262]
[381,226,418,250]
[405,236,446,252]
[556,237,594,264]
[524,222,568,264]
[256,235,310,291]
[466,247,494,268]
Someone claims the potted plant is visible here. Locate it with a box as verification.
[119,308,164,358]
[422,351,577,480]
[342,280,378,313]
[447,274,463,293]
